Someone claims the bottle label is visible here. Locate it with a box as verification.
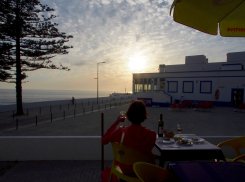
[158,126,164,137]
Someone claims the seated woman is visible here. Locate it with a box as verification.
[102,100,156,181]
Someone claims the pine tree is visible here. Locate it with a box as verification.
[0,0,73,115]
[0,1,15,81]
[0,41,14,82]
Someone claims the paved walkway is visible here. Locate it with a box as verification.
[0,104,244,182]
[1,105,244,137]
[0,160,112,182]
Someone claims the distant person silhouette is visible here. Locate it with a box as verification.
[71,97,75,105]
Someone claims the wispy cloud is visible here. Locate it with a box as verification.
[2,0,244,92]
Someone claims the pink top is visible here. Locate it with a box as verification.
[102,119,156,176]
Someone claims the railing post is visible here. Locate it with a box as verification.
[101,112,104,171]
[16,119,19,130]
[35,115,38,126]
[13,111,15,120]
[51,112,53,123]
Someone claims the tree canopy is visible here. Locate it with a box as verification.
[0,0,73,114]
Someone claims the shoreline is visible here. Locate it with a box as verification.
[0,98,93,112]
[0,95,132,112]
[0,88,114,108]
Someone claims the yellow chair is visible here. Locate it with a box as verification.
[110,142,155,182]
[133,162,176,182]
[232,154,245,163]
[217,136,245,162]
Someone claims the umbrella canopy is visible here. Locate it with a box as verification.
[170,0,245,37]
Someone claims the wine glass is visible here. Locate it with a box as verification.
[120,111,126,118]
[176,123,183,134]
[119,111,126,127]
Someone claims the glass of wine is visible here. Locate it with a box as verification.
[177,123,183,134]
[119,111,126,127]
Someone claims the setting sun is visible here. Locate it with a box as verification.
[128,53,147,72]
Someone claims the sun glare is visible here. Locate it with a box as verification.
[128,53,147,73]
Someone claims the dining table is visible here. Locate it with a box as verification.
[168,161,245,182]
[154,134,225,166]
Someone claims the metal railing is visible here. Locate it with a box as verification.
[0,96,133,131]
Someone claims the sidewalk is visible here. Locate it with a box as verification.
[0,105,244,182]
[0,160,111,182]
[1,105,245,136]
[0,98,131,132]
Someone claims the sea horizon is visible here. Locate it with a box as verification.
[0,88,112,106]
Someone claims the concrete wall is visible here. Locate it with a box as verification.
[0,136,238,161]
[0,136,113,161]
[166,75,245,103]
[133,91,171,106]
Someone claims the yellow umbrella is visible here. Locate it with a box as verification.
[170,0,245,37]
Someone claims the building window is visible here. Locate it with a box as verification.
[200,81,212,94]
[139,84,143,92]
[160,78,165,90]
[150,78,157,91]
[168,81,178,93]
[183,81,194,93]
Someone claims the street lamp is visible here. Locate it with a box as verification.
[96,61,106,104]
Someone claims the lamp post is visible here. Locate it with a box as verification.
[96,61,106,104]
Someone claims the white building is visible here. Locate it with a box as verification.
[132,52,245,107]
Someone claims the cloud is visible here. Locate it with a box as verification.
[2,0,243,92]
[45,0,245,67]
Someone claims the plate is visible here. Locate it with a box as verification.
[174,134,196,138]
[162,138,175,144]
[193,138,205,144]
[176,138,193,146]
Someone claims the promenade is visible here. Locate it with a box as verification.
[1,104,244,136]
[0,160,107,182]
[0,102,244,182]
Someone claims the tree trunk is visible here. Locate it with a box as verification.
[16,37,23,115]
[15,0,24,115]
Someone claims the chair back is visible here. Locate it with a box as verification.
[111,142,154,165]
[110,142,154,182]
[133,162,175,182]
[232,154,245,163]
[217,136,245,160]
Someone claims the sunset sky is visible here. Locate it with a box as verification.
[1,0,245,94]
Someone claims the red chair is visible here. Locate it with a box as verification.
[195,101,213,111]
[181,100,193,108]
[239,103,245,110]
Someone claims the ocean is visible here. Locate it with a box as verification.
[0,89,111,105]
